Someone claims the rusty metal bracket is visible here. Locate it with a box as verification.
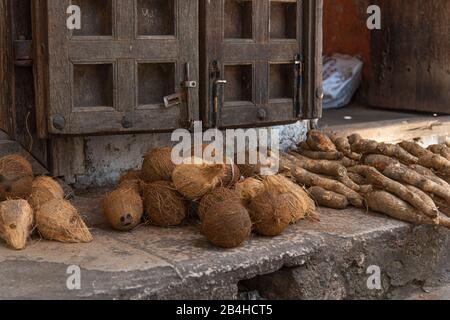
[163,92,185,108]
[14,39,33,67]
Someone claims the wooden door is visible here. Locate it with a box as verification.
[37,0,198,135]
[200,0,323,129]
[368,0,450,114]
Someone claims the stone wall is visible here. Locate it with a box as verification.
[74,121,309,188]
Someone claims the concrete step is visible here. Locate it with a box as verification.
[0,192,449,300]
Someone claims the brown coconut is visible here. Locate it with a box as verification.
[0,154,33,200]
[201,200,252,249]
[28,176,64,211]
[172,158,227,200]
[142,147,175,183]
[36,199,93,243]
[117,177,142,195]
[142,181,187,227]
[262,175,319,222]
[249,191,293,237]
[236,149,279,178]
[0,200,33,250]
[198,187,241,221]
[222,162,241,187]
[235,178,265,203]
[119,170,142,183]
[103,187,143,231]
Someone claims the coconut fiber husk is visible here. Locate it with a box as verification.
[28,176,64,211]
[103,187,143,231]
[117,178,142,195]
[263,175,319,222]
[222,162,241,187]
[120,170,142,184]
[0,154,34,200]
[236,149,279,178]
[235,178,265,203]
[142,147,175,182]
[143,181,187,227]
[0,200,33,250]
[172,158,227,200]
[198,187,241,221]
[249,191,293,237]
[36,199,93,243]
[201,200,252,249]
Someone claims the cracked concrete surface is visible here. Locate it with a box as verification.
[0,191,449,300]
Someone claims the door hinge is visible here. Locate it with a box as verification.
[14,38,33,67]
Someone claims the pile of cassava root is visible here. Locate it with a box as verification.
[103,146,319,249]
[0,154,92,250]
[279,130,450,229]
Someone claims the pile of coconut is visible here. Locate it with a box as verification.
[104,146,319,249]
[0,154,92,251]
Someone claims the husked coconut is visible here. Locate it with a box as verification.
[235,178,265,203]
[119,170,142,183]
[36,199,93,243]
[143,181,187,227]
[198,187,241,221]
[142,147,175,182]
[201,200,252,248]
[222,162,241,187]
[117,178,142,195]
[0,154,33,200]
[28,176,64,211]
[249,191,292,236]
[172,157,226,200]
[103,187,143,231]
[0,200,33,250]
[263,175,319,222]
[236,149,279,178]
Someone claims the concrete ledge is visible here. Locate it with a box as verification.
[0,193,449,300]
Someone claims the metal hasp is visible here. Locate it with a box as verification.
[163,62,197,129]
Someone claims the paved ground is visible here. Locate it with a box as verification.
[0,190,449,300]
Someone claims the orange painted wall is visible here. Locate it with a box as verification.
[323,0,371,78]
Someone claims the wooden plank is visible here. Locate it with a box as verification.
[301,0,323,120]
[368,0,450,114]
[31,0,49,139]
[0,0,13,135]
[50,137,85,183]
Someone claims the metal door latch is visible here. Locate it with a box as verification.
[182,80,197,88]
[163,92,184,108]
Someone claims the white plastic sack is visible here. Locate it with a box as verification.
[322,54,363,110]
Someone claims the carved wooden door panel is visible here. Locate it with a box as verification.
[39,0,198,135]
[200,0,323,129]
